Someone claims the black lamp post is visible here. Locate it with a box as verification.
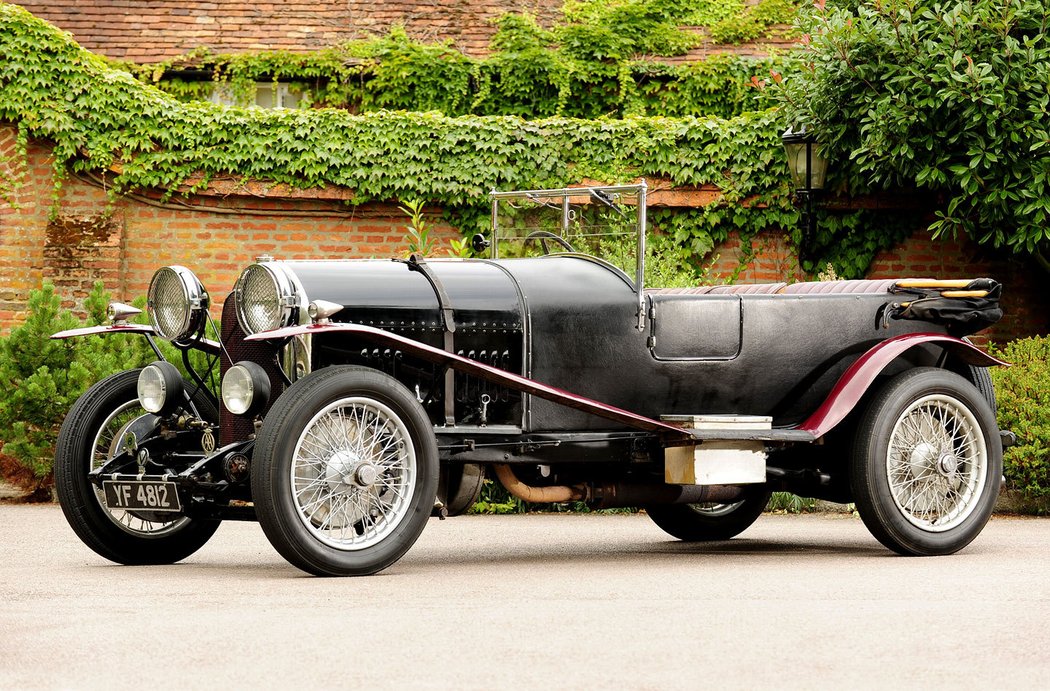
[781,126,828,263]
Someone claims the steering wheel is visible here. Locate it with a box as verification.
[523,230,576,255]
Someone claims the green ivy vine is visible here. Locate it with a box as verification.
[126,4,794,120]
[0,2,918,280]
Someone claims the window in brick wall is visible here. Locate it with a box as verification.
[209,82,303,109]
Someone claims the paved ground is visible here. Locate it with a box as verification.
[1,505,1048,690]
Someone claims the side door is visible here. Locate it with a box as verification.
[648,294,742,361]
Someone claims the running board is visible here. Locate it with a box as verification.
[684,428,817,443]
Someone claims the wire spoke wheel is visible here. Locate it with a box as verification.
[291,397,415,550]
[645,486,771,542]
[55,369,220,565]
[252,366,439,576]
[850,368,1001,556]
[689,501,746,518]
[886,395,986,532]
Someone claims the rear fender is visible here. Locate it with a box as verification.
[799,332,1007,438]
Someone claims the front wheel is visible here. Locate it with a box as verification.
[645,486,772,541]
[55,369,220,565]
[252,366,439,576]
[849,367,1002,556]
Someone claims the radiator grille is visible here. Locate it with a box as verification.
[220,297,285,445]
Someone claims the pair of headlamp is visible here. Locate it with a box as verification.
[136,360,270,418]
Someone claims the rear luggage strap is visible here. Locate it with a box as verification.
[400,255,457,424]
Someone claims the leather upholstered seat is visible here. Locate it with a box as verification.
[778,279,901,295]
[647,282,787,295]
[648,278,908,296]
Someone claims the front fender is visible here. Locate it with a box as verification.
[799,332,1007,438]
[52,324,156,339]
[51,324,220,355]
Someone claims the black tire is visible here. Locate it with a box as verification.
[252,366,439,576]
[849,367,1002,556]
[967,364,997,414]
[960,338,997,414]
[55,369,221,565]
[646,486,772,541]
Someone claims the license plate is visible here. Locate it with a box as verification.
[103,480,182,512]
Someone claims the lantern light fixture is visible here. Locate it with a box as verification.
[781,127,829,263]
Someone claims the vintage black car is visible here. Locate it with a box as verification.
[52,183,1009,576]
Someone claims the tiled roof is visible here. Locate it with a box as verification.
[14,1,563,61]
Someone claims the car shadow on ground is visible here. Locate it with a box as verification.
[396,538,891,572]
[68,535,962,580]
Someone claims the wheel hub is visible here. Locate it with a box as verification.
[354,462,379,488]
[908,441,940,476]
[937,452,959,478]
[324,449,379,490]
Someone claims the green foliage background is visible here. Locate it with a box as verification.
[778,0,1050,269]
[131,1,796,120]
[0,284,167,484]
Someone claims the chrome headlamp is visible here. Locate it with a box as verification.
[234,262,301,335]
[137,361,184,415]
[147,266,209,343]
[221,361,271,416]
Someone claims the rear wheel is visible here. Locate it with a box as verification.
[55,369,220,565]
[646,486,771,541]
[849,368,1001,556]
[252,366,439,576]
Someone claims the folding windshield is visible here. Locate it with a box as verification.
[489,183,648,330]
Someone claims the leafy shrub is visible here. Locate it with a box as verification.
[766,491,818,513]
[0,284,87,484]
[357,27,475,115]
[709,0,798,44]
[0,283,147,485]
[468,480,529,515]
[989,336,1050,503]
[127,3,795,120]
[0,282,212,490]
[558,0,699,59]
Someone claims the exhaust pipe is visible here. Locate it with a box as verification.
[493,464,586,503]
[589,482,744,509]
[492,464,745,509]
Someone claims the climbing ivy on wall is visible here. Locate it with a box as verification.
[126,3,795,120]
[0,2,913,279]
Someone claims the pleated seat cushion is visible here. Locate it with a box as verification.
[778,279,901,295]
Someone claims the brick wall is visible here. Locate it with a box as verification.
[0,125,46,325]
[1,125,1045,342]
[0,125,460,323]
